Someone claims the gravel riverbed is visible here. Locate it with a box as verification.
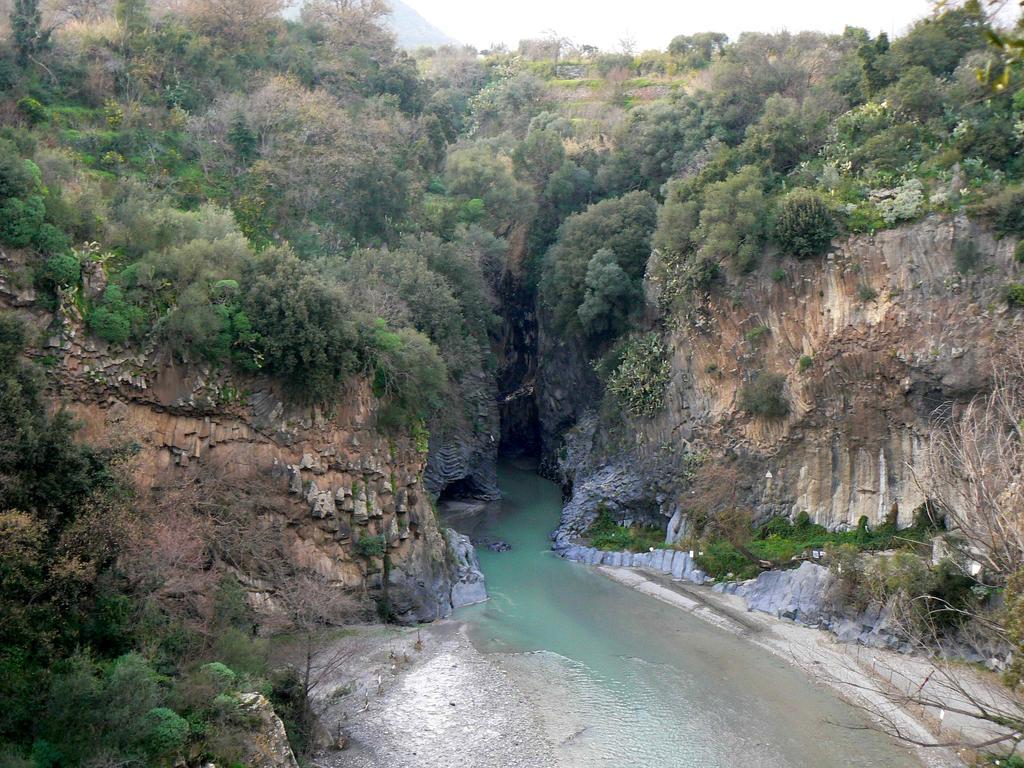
[312,621,555,768]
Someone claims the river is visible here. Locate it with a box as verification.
[448,462,920,768]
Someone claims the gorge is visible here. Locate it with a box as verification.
[1,0,1023,766]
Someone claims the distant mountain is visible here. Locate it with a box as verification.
[386,0,458,49]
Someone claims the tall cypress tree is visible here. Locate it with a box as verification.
[10,0,49,66]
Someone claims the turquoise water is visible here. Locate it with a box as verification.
[451,462,920,768]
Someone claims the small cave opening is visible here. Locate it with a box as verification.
[437,475,491,503]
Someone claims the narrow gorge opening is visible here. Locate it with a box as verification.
[495,270,541,461]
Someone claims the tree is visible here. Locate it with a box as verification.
[10,0,50,66]
[668,32,728,68]
[361,320,448,420]
[923,346,1024,579]
[891,2,987,77]
[513,126,565,189]
[183,0,285,48]
[114,0,149,41]
[885,66,946,122]
[301,0,390,48]
[541,191,657,336]
[818,341,1024,757]
[270,573,361,747]
[742,95,831,174]
[857,32,895,95]
[597,97,711,195]
[243,250,361,403]
[444,146,534,233]
[227,113,259,163]
[576,248,641,340]
[697,165,767,272]
[774,189,836,259]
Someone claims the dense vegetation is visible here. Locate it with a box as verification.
[0,0,502,430]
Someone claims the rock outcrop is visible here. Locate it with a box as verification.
[236,693,301,768]
[729,561,835,626]
[0,257,486,624]
[445,529,488,607]
[715,562,1008,665]
[557,544,708,584]
[539,216,1024,541]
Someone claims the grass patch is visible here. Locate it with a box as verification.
[695,512,936,581]
[586,507,665,552]
[745,324,770,344]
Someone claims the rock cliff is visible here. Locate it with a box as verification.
[0,254,486,623]
[539,216,1023,540]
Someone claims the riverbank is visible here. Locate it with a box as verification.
[596,564,1009,768]
[311,462,940,768]
[307,591,953,768]
[310,620,556,768]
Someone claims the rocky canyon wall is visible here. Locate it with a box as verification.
[0,258,486,623]
[540,216,1024,540]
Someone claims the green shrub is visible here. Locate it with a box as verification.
[0,195,45,247]
[1005,283,1024,307]
[770,267,786,282]
[88,286,144,345]
[354,535,385,558]
[38,252,80,289]
[697,165,767,272]
[362,320,447,422]
[972,185,1024,238]
[774,189,836,258]
[144,707,189,757]
[586,507,664,552]
[797,355,813,373]
[0,744,32,768]
[244,250,363,403]
[695,539,759,581]
[88,306,132,344]
[603,333,672,418]
[458,198,485,224]
[745,325,769,344]
[858,284,879,302]
[1015,240,1024,264]
[739,372,789,418]
[198,662,237,691]
[0,142,37,200]
[29,740,61,768]
[33,224,71,256]
[16,97,47,125]
[953,239,979,274]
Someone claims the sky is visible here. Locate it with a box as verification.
[408,0,939,52]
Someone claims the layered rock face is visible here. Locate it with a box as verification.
[424,371,501,501]
[0,267,486,623]
[540,216,1023,538]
